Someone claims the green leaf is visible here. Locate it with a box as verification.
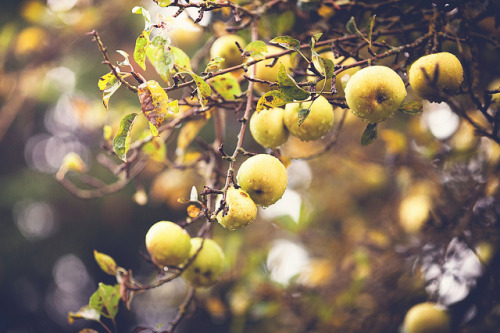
[270,35,301,52]
[346,16,367,42]
[256,90,292,112]
[116,50,131,67]
[98,72,121,110]
[113,113,138,161]
[155,0,171,7]
[298,108,310,126]
[398,101,423,115]
[189,72,212,108]
[244,40,267,60]
[93,250,117,276]
[276,11,295,35]
[132,6,152,30]
[211,73,242,100]
[89,283,121,319]
[361,123,378,146]
[147,36,174,82]
[170,46,192,71]
[309,32,323,50]
[149,121,159,137]
[277,63,310,100]
[205,56,225,72]
[138,80,176,130]
[142,136,167,162]
[68,306,100,325]
[134,30,151,70]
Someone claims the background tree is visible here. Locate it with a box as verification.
[1,0,500,332]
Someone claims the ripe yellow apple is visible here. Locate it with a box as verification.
[408,52,464,102]
[145,221,192,267]
[182,238,225,287]
[249,45,293,94]
[283,95,334,141]
[250,107,290,148]
[310,52,360,95]
[217,186,257,230]
[236,154,287,207]
[402,302,450,333]
[345,65,407,123]
[210,34,246,69]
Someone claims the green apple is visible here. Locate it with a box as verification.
[345,65,407,123]
[236,154,287,207]
[310,52,360,95]
[283,95,334,141]
[408,52,464,102]
[249,45,293,94]
[145,221,192,267]
[402,302,450,333]
[250,107,290,148]
[182,238,225,287]
[217,186,258,230]
[210,34,247,69]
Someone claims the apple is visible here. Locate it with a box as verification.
[210,34,246,69]
[345,65,407,123]
[249,45,293,94]
[145,221,192,267]
[283,95,334,141]
[217,186,257,230]
[236,154,287,207]
[310,52,360,95]
[250,107,290,148]
[402,302,450,333]
[408,52,464,102]
[182,238,225,287]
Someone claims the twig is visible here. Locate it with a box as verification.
[166,287,195,333]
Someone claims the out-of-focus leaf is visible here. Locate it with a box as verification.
[98,72,121,110]
[78,329,99,333]
[113,113,138,161]
[398,101,423,115]
[277,64,310,100]
[93,250,117,276]
[205,56,225,72]
[154,0,171,7]
[276,11,295,35]
[138,80,176,130]
[132,6,152,30]
[142,136,167,162]
[134,30,151,70]
[89,283,121,319]
[361,123,378,146]
[244,40,267,60]
[147,36,174,82]
[171,46,192,71]
[68,306,100,324]
[211,73,241,100]
[256,90,292,112]
[177,118,208,154]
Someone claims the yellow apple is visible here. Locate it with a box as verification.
[283,95,334,141]
[249,45,293,94]
[182,238,225,287]
[250,107,290,148]
[217,186,257,230]
[345,65,407,123]
[210,34,246,69]
[236,154,287,207]
[145,221,192,267]
[402,302,450,333]
[408,52,464,102]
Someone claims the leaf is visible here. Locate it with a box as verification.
[244,40,268,60]
[346,16,368,43]
[68,306,100,325]
[367,15,376,48]
[94,250,117,276]
[149,121,159,136]
[298,108,311,126]
[147,36,174,82]
[170,46,192,71]
[189,72,212,109]
[98,72,121,110]
[176,118,208,154]
[270,35,301,52]
[113,113,138,161]
[277,63,310,101]
[134,30,151,70]
[132,6,152,30]
[138,80,176,130]
[256,90,292,112]
[361,123,378,146]
[142,136,167,162]
[89,283,121,319]
[78,329,99,333]
[276,11,295,35]
[205,56,225,72]
[154,0,171,6]
[210,73,242,100]
[116,50,131,67]
[309,32,323,50]
[398,101,423,115]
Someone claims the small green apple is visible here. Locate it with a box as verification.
[283,95,334,141]
[236,154,287,207]
[402,302,450,333]
[210,34,247,69]
[217,186,257,230]
[249,45,293,94]
[145,221,192,267]
[408,52,464,102]
[182,238,225,287]
[345,65,407,123]
[250,107,290,148]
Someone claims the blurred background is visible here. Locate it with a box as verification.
[1,0,500,332]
